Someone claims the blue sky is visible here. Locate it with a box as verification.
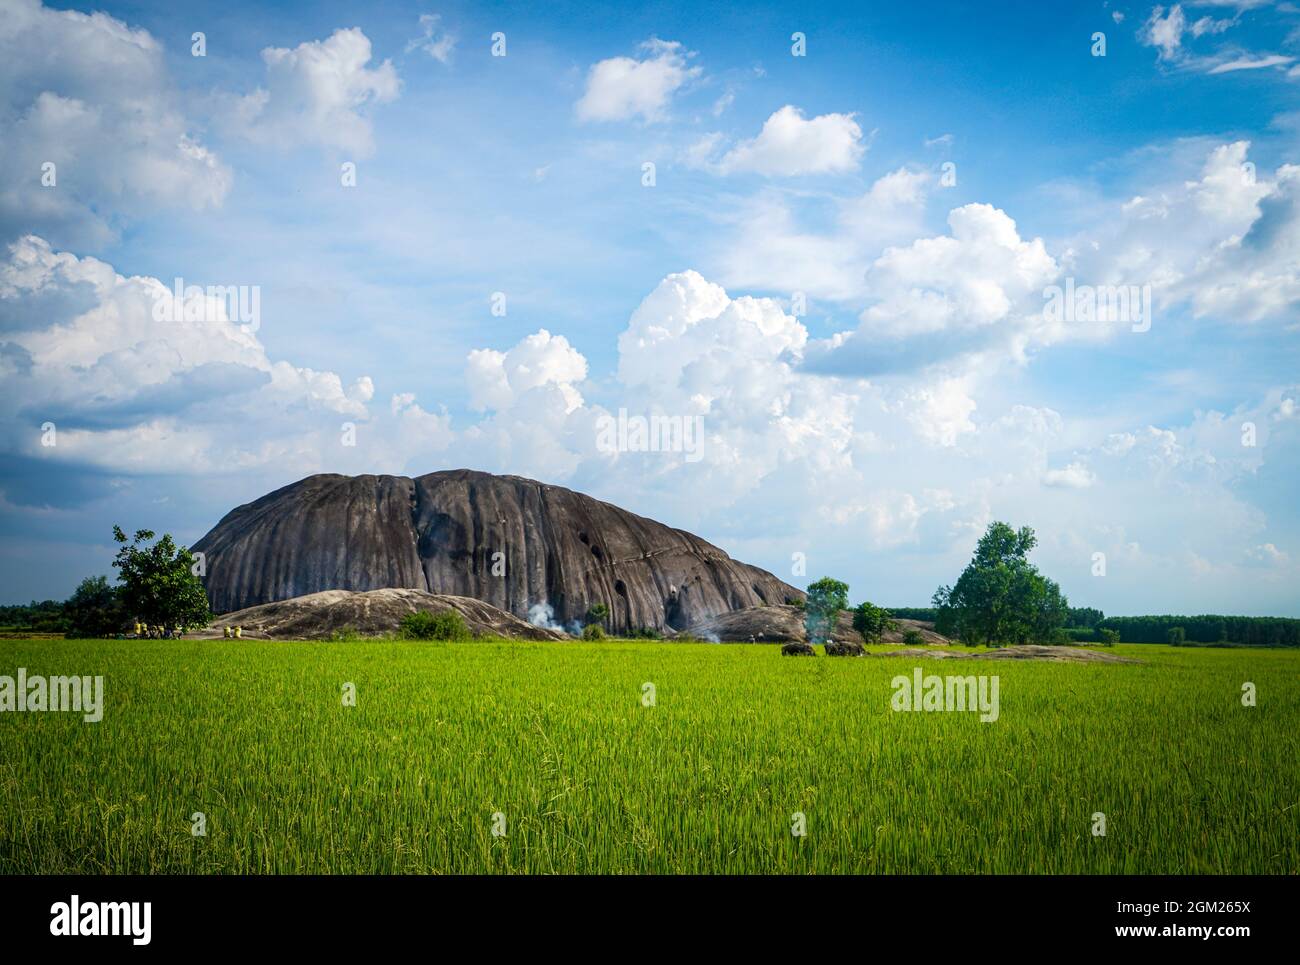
[1,0,1298,616]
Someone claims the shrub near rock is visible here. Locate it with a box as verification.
[399,610,471,641]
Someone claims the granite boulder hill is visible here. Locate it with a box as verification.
[193,469,802,634]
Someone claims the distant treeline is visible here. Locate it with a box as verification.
[885,607,939,622]
[0,600,68,633]
[1097,615,1300,648]
[888,606,1106,627]
[887,605,1298,647]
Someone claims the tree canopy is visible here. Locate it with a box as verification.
[851,601,894,644]
[64,575,125,638]
[931,522,1068,647]
[112,526,211,633]
[804,577,849,643]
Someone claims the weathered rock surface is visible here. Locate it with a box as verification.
[679,604,951,646]
[191,588,568,641]
[193,469,801,634]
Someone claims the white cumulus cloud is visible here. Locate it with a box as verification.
[575,39,701,123]
[235,27,401,156]
[718,105,864,176]
[0,0,231,247]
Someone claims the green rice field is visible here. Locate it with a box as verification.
[1,638,1296,874]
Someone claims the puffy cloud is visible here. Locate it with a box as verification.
[575,39,701,123]
[717,106,864,176]
[458,330,594,482]
[0,235,373,477]
[1065,142,1296,325]
[617,270,805,394]
[787,141,1295,381]
[0,0,231,247]
[713,167,933,302]
[864,204,1057,337]
[466,330,587,413]
[235,28,400,156]
[457,273,982,538]
[804,202,1059,375]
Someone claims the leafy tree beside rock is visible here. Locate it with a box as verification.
[852,601,895,645]
[931,522,1068,647]
[112,526,211,636]
[804,577,849,644]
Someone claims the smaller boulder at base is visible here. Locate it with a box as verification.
[781,641,816,656]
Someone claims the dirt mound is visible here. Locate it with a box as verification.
[874,645,1138,664]
[193,588,568,641]
[679,604,952,646]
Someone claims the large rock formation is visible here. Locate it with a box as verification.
[193,469,801,634]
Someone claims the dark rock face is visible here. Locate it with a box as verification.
[193,469,800,634]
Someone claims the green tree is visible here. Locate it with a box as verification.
[585,602,609,626]
[1098,628,1120,647]
[1166,626,1185,646]
[851,601,895,645]
[932,522,1068,647]
[112,526,211,635]
[804,577,849,643]
[64,575,126,638]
